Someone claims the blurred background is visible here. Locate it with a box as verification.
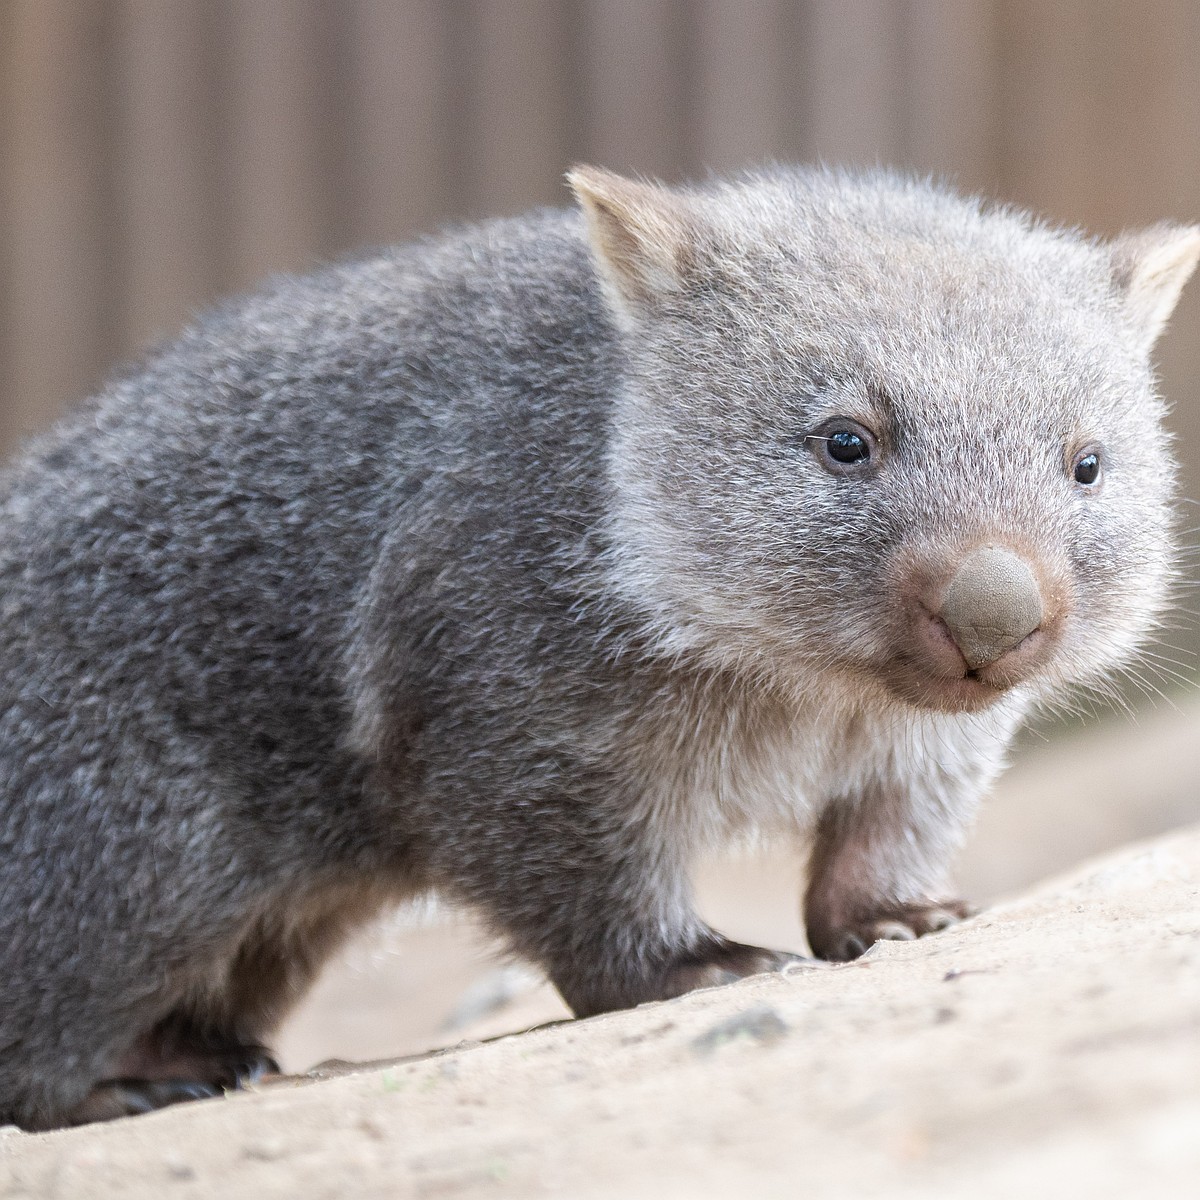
[3,1,1200,468]
[3,0,1200,1067]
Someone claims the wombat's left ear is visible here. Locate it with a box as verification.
[1110,222,1200,353]
[567,166,698,322]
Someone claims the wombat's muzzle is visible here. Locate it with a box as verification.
[886,541,1063,711]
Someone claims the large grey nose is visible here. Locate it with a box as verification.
[938,545,1044,669]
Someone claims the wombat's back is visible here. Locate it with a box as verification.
[0,205,610,825]
[0,207,624,1127]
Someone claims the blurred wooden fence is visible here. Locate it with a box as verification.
[2,0,1200,479]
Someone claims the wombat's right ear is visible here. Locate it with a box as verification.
[1109,222,1200,353]
[567,166,697,319]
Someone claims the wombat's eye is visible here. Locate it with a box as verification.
[1071,446,1102,487]
[829,431,868,462]
[809,419,877,474]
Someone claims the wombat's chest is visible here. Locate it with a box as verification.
[626,694,861,837]
[684,706,897,835]
[628,686,1016,849]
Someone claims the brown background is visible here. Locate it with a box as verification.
[3,0,1200,658]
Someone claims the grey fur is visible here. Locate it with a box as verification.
[0,165,1196,1129]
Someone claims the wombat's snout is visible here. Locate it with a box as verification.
[890,541,1062,711]
[937,545,1044,669]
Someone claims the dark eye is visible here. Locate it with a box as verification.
[809,419,877,474]
[828,430,869,463]
[1072,446,1102,487]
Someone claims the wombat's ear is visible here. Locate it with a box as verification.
[1109,222,1200,353]
[567,166,697,319]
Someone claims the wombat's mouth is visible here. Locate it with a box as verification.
[880,658,1013,714]
[881,622,1055,714]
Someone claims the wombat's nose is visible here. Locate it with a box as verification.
[938,545,1044,669]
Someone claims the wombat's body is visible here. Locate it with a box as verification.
[1,167,1196,1128]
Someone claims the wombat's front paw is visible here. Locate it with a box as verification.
[662,939,807,998]
[808,899,973,962]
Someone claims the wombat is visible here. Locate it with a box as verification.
[1,166,1197,1129]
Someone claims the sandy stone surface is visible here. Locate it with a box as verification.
[3,828,1200,1198]
[4,711,1200,1197]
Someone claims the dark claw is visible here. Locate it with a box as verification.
[833,932,868,961]
[137,1079,223,1107]
[231,1050,280,1087]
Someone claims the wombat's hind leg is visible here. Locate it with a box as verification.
[62,1015,281,1125]
[53,891,373,1126]
[65,1079,224,1125]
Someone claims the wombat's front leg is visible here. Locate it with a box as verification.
[551,930,802,1018]
[447,810,801,1017]
[630,934,803,1008]
[804,789,975,962]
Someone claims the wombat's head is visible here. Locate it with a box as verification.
[570,165,1200,715]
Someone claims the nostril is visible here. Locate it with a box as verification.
[924,610,958,650]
